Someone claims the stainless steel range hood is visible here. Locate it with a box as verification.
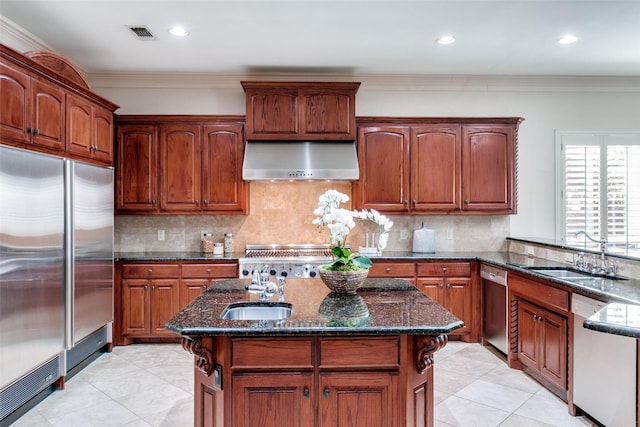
[242,141,359,181]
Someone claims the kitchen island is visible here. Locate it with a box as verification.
[166,277,463,427]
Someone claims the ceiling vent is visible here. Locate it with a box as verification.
[129,26,157,40]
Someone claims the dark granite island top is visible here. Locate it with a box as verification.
[166,277,463,336]
[166,277,463,427]
[584,303,640,339]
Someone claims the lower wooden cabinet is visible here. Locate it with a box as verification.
[192,335,433,427]
[517,299,568,391]
[116,261,238,345]
[508,273,569,398]
[416,262,477,341]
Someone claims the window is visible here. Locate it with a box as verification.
[556,131,640,257]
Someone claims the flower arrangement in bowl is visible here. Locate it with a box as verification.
[312,190,393,292]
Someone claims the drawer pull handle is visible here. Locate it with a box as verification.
[447,284,451,288]
[195,199,199,206]
[439,284,444,289]
[147,269,153,273]
[303,388,310,399]
[323,388,330,399]
[385,267,391,273]
[144,285,148,290]
[206,268,212,273]
[151,285,155,291]
[442,267,447,272]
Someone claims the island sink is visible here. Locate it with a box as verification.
[220,301,292,321]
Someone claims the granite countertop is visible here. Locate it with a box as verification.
[584,303,640,339]
[165,277,464,337]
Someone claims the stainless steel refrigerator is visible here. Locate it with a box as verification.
[0,146,114,423]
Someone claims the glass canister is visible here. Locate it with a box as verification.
[201,232,214,253]
[224,233,233,255]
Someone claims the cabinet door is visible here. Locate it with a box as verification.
[31,78,65,150]
[517,299,539,369]
[540,309,567,390]
[0,61,30,143]
[244,88,298,139]
[66,94,93,156]
[444,278,472,335]
[180,278,208,309]
[122,279,150,335]
[149,279,180,336]
[411,125,461,211]
[160,124,201,211]
[416,277,443,304]
[462,125,515,212]
[319,372,398,427]
[300,88,355,139]
[231,373,314,427]
[116,125,158,212]
[201,124,247,212]
[91,105,113,162]
[354,126,410,212]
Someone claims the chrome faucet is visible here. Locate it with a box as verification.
[574,231,607,273]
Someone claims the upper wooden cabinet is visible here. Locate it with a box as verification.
[241,81,360,140]
[353,118,522,215]
[0,44,118,164]
[115,117,248,215]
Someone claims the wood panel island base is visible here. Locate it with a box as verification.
[166,278,463,427]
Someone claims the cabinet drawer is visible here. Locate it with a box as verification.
[122,263,179,278]
[231,338,313,369]
[369,262,415,277]
[182,263,237,278]
[319,337,400,369]
[417,262,470,277]
[509,274,569,314]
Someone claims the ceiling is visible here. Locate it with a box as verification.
[1,0,639,77]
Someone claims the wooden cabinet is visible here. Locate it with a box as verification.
[369,261,416,286]
[242,81,360,141]
[115,117,248,215]
[0,44,118,164]
[121,264,180,340]
[180,263,238,309]
[116,125,158,212]
[508,273,569,398]
[462,125,515,212]
[116,261,239,345]
[208,336,404,427]
[353,118,521,215]
[0,61,65,150]
[416,262,476,341]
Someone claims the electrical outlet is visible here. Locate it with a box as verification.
[445,229,453,240]
[400,229,410,240]
[157,230,165,241]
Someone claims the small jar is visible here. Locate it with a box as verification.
[224,233,233,255]
[213,242,224,255]
[201,233,214,253]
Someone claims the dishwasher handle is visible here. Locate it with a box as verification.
[480,264,508,286]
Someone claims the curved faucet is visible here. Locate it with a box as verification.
[574,230,607,271]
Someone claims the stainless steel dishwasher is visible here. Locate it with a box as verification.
[481,264,508,355]
[572,294,636,427]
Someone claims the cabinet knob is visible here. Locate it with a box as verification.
[151,199,156,205]
[464,199,469,205]
[303,388,310,399]
[144,285,148,290]
[206,268,212,273]
[442,267,447,273]
[35,129,40,135]
[203,199,208,205]
[147,268,153,273]
[151,285,155,291]
[385,267,391,273]
[447,284,451,288]
[412,199,417,206]
[439,284,444,289]
[195,199,199,206]
[403,200,408,205]
[323,388,330,399]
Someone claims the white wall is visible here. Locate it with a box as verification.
[91,74,640,241]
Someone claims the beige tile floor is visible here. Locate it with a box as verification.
[11,342,596,427]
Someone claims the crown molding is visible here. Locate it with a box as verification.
[89,72,640,93]
[0,15,56,54]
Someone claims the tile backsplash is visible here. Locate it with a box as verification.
[115,182,510,253]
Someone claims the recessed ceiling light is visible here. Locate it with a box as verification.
[436,35,456,45]
[169,26,189,37]
[558,34,579,44]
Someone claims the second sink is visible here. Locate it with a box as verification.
[220,301,292,321]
